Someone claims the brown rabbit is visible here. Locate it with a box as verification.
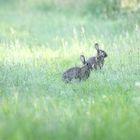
[63,55,92,83]
[82,43,107,70]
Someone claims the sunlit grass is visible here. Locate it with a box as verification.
[0,5,140,140]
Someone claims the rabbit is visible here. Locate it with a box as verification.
[63,55,92,83]
[82,43,107,70]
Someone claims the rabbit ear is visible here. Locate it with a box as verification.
[95,43,99,51]
[80,55,86,64]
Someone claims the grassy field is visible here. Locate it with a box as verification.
[0,1,140,140]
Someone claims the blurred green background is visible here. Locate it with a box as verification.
[0,0,140,140]
[0,0,140,14]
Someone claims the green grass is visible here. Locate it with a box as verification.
[0,4,140,140]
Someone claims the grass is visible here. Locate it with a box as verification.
[0,4,140,140]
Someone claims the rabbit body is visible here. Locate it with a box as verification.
[63,55,92,83]
[63,67,80,82]
[84,43,108,70]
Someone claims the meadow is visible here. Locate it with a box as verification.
[0,0,140,140]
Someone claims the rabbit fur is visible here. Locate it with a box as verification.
[63,55,92,83]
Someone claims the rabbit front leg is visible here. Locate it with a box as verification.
[100,59,105,69]
[98,61,101,69]
[93,64,97,70]
[99,65,102,69]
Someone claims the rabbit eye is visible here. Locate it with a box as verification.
[100,51,106,56]
[99,51,103,55]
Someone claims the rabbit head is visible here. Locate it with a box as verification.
[95,43,108,58]
[80,55,93,71]
[79,55,92,80]
[80,55,92,69]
